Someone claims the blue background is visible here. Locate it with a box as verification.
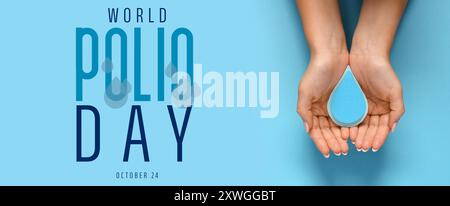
[1,0,450,185]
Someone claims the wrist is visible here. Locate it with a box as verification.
[350,37,391,60]
[349,51,390,65]
[308,33,348,58]
[308,51,349,73]
[309,44,348,58]
[349,49,392,72]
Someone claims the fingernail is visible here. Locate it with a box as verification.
[343,152,348,156]
[391,122,398,132]
[357,148,361,152]
[362,149,368,152]
[304,122,310,133]
[324,154,330,158]
[334,152,341,156]
[351,141,355,145]
[372,148,378,152]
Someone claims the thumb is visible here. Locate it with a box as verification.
[297,92,313,133]
[389,88,405,131]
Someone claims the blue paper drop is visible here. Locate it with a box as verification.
[327,65,368,127]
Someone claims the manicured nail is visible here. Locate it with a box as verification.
[351,141,355,145]
[372,148,378,152]
[357,148,361,152]
[362,149,368,152]
[324,154,330,158]
[343,152,348,156]
[391,122,398,132]
[334,152,341,156]
[304,122,310,133]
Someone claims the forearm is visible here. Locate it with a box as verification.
[296,0,347,56]
[351,0,408,57]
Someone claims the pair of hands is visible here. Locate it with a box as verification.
[297,51,405,158]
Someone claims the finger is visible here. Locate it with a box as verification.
[355,117,369,151]
[362,115,379,151]
[328,119,348,155]
[329,120,342,140]
[319,116,341,155]
[373,114,390,152]
[310,116,330,158]
[350,127,358,144]
[389,87,405,130]
[336,134,349,155]
[341,127,350,140]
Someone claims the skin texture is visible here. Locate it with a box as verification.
[296,0,407,157]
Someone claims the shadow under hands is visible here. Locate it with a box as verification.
[301,132,388,186]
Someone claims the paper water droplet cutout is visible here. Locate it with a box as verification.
[327,65,368,127]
